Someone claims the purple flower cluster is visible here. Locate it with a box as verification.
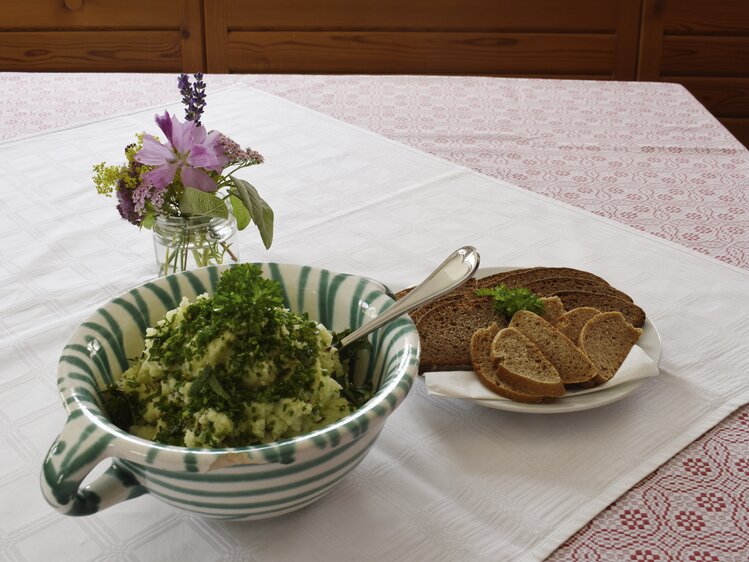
[178,73,207,126]
[132,182,166,215]
[217,134,265,166]
[116,182,138,224]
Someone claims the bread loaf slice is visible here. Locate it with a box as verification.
[540,296,565,324]
[553,291,646,327]
[522,277,633,303]
[509,310,598,384]
[409,294,463,325]
[490,328,565,396]
[474,268,536,289]
[555,307,601,343]
[479,267,611,290]
[417,296,506,372]
[470,324,548,403]
[397,279,479,323]
[579,311,643,385]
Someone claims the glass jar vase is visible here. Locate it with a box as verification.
[153,214,239,276]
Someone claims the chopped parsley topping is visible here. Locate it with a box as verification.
[102,264,372,448]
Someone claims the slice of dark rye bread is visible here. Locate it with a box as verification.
[519,277,633,303]
[489,327,566,396]
[554,291,646,328]
[509,310,598,385]
[395,279,478,321]
[397,266,610,301]
[470,324,550,404]
[555,306,601,343]
[578,311,643,385]
[417,297,508,372]
[400,266,619,321]
[474,267,612,290]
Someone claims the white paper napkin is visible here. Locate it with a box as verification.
[424,344,659,401]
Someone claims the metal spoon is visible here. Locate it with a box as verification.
[336,246,480,350]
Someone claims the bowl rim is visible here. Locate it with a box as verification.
[56,263,420,468]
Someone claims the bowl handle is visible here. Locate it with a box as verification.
[40,412,147,516]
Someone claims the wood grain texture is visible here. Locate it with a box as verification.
[226,31,617,75]
[3,0,188,28]
[205,0,230,72]
[719,117,749,148]
[0,31,183,72]
[221,0,626,31]
[637,0,664,80]
[677,77,749,117]
[613,0,642,79]
[179,0,205,71]
[660,36,749,77]
[661,0,749,35]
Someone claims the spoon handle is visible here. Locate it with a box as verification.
[337,246,480,350]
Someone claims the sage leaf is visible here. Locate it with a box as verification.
[179,187,229,219]
[229,194,251,230]
[208,374,231,401]
[189,366,213,396]
[230,176,274,249]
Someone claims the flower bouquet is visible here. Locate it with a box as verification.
[93,73,273,276]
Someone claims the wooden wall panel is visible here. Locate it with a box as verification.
[660,37,749,77]
[661,0,749,35]
[207,0,641,78]
[678,78,749,117]
[719,118,749,148]
[0,31,183,72]
[638,0,749,147]
[4,1,190,29]
[221,0,624,31]
[1,0,204,72]
[226,31,616,76]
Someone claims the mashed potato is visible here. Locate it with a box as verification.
[103,264,357,448]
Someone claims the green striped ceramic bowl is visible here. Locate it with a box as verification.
[41,263,419,520]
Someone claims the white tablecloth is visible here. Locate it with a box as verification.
[2,86,749,561]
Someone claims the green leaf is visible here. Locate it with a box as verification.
[475,284,545,318]
[208,374,231,401]
[141,213,155,230]
[189,367,213,396]
[179,187,229,219]
[229,176,274,249]
[229,194,251,230]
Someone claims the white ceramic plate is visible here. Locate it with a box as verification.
[449,267,661,414]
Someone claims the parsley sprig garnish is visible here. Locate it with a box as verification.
[475,284,545,318]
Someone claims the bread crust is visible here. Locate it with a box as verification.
[553,291,646,327]
[578,311,643,385]
[556,306,601,343]
[522,277,633,303]
[509,310,598,384]
[490,328,565,396]
[470,324,548,403]
[417,297,506,372]
[478,267,611,290]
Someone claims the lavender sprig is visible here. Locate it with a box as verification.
[191,73,207,126]
[178,73,192,114]
[177,73,207,126]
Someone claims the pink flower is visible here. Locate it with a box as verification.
[135,111,228,192]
